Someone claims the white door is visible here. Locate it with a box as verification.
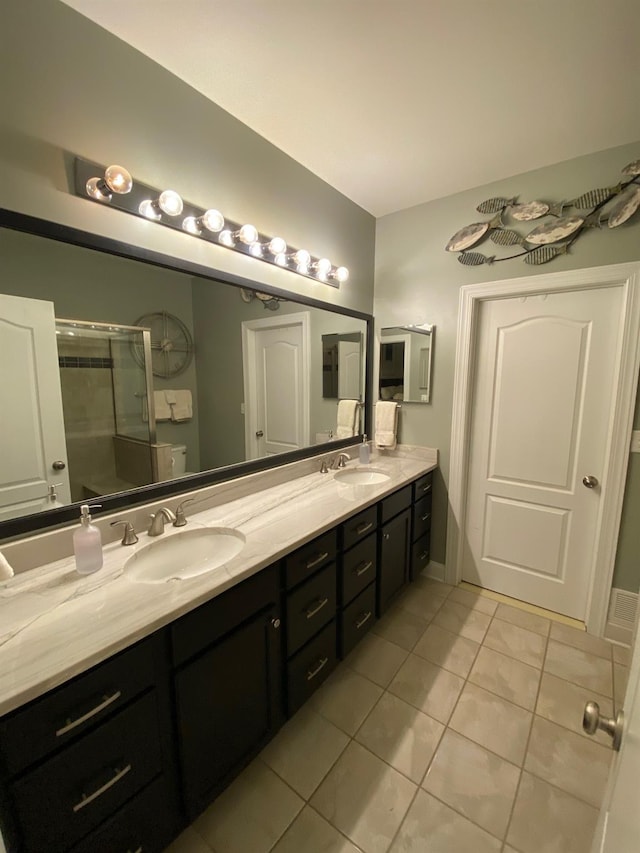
[592,617,640,851]
[338,339,361,400]
[242,313,310,459]
[0,294,71,518]
[463,286,624,618]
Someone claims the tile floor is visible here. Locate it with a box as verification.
[165,578,631,853]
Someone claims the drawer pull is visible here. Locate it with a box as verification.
[306,656,329,681]
[419,551,429,561]
[306,597,329,619]
[354,560,373,577]
[127,848,143,853]
[72,763,132,813]
[422,483,432,493]
[355,611,373,630]
[355,521,373,535]
[306,551,329,570]
[56,690,122,737]
[421,513,431,522]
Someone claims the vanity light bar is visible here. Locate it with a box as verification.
[73,158,348,288]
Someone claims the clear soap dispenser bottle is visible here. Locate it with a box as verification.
[359,434,371,464]
[73,504,103,575]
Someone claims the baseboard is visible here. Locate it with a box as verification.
[604,587,638,646]
[419,561,446,583]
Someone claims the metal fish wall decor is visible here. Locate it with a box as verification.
[447,159,640,268]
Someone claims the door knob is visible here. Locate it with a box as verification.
[256,430,264,438]
[583,700,624,750]
[582,475,599,489]
[52,460,66,471]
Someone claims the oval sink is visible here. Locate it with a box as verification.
[334,467,390,486]
[124,527,245,584]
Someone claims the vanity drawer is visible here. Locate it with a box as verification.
[412,495,432,542]
[0,635,157,775]
[340,532,377,606]
[287,620,337,715]
[411,532,431,579]
[284,529,337,590]
[413,472,433,501]
[340,582,376,658]
[286,562,337,657]
[380,485,412,523]
[10,691,162,852]
[340,505,378,551]
[68,774,179,853]
[172,563,279,667]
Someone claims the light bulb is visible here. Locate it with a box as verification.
[86,177,111,201]
[293,249,310,266]
[335,266,349,282]
[139,199,161,220]
[219,229,235,247]
[275,252,287,267]
[183,216,201,235]
[104,165,132,194]
[158,190,183,216]
[238,224,258,245]
[201,209,224,233]
[249,242,263,257]
[316,258,332,275]
[268,236,287,255]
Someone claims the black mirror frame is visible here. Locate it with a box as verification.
[0,208,373,541]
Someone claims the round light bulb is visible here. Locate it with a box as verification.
[139,199,161,220]
[238,224,258,245]
[86,176,111,201]
[275,252,287,267]
[104,164,132,194]
[219,229,235,247]
[182,216,201,235]
[249,242,263,257]
[201,209,224,233]
[158,190,183,217]
[316,257,332,275]
[293,249,310,266]
[335,266,349,282]
[268,236,287,255]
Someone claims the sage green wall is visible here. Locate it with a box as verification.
[1,0,375,317]
[375,142,640,591]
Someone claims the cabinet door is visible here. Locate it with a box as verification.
[174,604,282,820]
[378,509,411,615]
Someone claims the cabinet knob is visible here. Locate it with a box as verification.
[271,617,281,629]
[383,532,390,541]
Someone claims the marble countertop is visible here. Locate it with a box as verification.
[0,448,436,717]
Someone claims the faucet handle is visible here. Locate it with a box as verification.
[320,459,329,474]
[110,520,139,546]
[174,498,195,527]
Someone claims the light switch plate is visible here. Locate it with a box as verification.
[631,430,640,453]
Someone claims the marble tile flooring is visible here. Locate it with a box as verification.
[165,578,631,853]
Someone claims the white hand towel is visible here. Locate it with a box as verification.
[154,390,172,421]
[375,400,399,450]
[336,399,359,438]
[170,389,192,422]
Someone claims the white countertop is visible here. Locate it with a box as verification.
[0,448,436,717]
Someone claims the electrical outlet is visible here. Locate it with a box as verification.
[631,430,640,453]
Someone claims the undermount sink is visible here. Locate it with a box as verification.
[334,467,390,486]
[124,527,246,584]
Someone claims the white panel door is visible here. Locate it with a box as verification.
[463,286,623,618]
[0,294,70,518]
[337,339,361,400]
[243,314,310,459]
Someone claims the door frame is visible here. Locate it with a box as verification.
[241,312,311,460]
[446,262,640,635]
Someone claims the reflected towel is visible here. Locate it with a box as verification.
[374,400,399,450]
[169,389,192,422]
[154,391,172,421]
[336,399,359,439]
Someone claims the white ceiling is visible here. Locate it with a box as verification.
[63,0,640,217]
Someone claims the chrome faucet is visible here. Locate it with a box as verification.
[331,453,350,469]
[147,507,177,536]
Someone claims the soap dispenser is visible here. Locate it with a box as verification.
[359,434,371,464]
[73,504,103,575]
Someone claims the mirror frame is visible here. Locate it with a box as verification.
[0,207,373,541]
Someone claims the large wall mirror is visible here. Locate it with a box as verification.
[0,212,371,538]
[379,324,434,403]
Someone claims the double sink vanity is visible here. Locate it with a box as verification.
[0,446,436,853]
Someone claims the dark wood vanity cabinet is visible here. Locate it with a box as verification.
[411,472,433,579]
